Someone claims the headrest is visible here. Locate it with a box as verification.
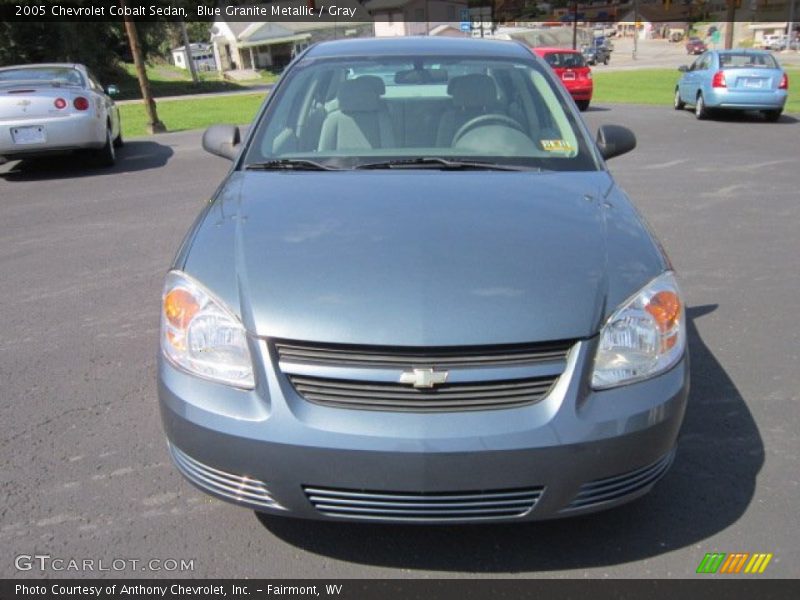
[447,74,497,108]
[337,76,385,112]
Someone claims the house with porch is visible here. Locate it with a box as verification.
[364,0,466,37]
[210,1,372,74]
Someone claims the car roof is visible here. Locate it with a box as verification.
[714,49,772,55]
[0,63,84,72]
[304,36,534,59]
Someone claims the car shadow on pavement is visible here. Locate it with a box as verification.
[257,304,764,574]
[0,141,173,181]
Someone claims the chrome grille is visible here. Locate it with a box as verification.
[563,450,675,511]
[275,339,573,368]
[288,374,557,412]
[304,485,544,521]
[275,339,574,412]
[169,443,284,511]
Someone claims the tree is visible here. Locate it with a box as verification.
[121,4,166,134]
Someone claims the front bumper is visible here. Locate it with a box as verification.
[158,339,689,523]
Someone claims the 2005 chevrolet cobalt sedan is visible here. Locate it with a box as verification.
[158,37,689,523]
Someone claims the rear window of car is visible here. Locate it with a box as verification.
[245,54,600,172]
[543,52,587,68]
[719,53,779,69]
[0,67,85,86]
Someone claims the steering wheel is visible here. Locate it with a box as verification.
[452,114,526,146]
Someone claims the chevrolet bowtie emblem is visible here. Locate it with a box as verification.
[399,368,448,389]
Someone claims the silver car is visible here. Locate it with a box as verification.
[0,63,122,166]
[158,38,689,523]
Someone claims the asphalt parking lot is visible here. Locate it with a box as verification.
[1,104,798,579]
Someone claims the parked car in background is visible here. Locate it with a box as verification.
[685,37,707,55]
[0,63,121,166]
[582,39,611,65]
[534,47,593,110]
[759,34,786,50]
[675,50,788,121]
[159,37,689,524]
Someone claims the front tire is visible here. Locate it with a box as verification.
[763,109,782,122]
[694,93,708,120]
[93,125,116,167]
[674,88,685,110]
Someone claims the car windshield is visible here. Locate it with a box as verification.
[0,67,85,87]
[719,53,779,69]
[543,52,587,68]
[244,55,599,171]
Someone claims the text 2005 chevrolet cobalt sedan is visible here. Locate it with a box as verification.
[158,38,689,523]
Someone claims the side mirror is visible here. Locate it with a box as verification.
[106,84,119,96]
[596,124,636,160]
[678,65,689,72]
[202,125,241,161]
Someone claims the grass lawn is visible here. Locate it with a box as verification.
[120,93,265,138]
[115,63,279,101]
[119,68,799,138]
[593,68,799,114]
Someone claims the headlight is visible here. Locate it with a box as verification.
[160,271,255,389]
[591,271,685,389]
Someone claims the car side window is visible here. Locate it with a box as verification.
[87,71,103,92]
[689,56,702,71]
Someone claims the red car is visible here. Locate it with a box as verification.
[685,37,707,55]
[533,47,593,111]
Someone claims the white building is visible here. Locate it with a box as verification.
[172,43,217,72]
[365,0,467,37]
[210,1,371,73]
[749,22,789,47]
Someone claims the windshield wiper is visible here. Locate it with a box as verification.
[245,159,342,171]
[355,157,538,172]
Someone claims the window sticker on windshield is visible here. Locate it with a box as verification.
[541,139,575,153]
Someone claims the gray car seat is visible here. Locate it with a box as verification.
[318,77,396,151]
[436,74,500,146]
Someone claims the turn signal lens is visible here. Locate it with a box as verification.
[54,98,67,109]
[164,289,200,329]
[73,97,89,110]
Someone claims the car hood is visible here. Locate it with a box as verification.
[180,170,666,346]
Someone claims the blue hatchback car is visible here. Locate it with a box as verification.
[159,37,689,524]
[675,49,788,121]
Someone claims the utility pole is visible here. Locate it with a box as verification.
[121,1,165,133]
[633,0,639,60]
[572,0,578,50]
[724,0,736,50]
[180,21,199,85]
[789,0,797,49]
